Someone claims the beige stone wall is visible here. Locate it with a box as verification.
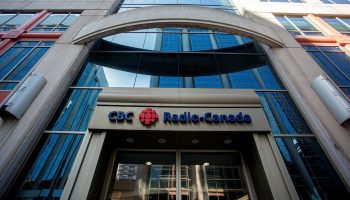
[0,0,116,197]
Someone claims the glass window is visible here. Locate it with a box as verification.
[16,134,84,199]
[303,46,350,92]
[276,16,323,36]
[257,92,312,134]
[162,28,182,52]
[32,13,79,32]
[0,41,52,93]
[320,0,350,4]
[46,89,101,131]
[275,137,350,199]
[115,0,238,13]
[0,13,34,32]
[322,17,350,36]
[261,0,301,2]
[189,29,213,51]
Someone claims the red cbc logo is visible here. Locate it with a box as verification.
[139,108,158,126]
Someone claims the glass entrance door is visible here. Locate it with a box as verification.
[107,151,250,200]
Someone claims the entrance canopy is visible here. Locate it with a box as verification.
[73,5,284,47]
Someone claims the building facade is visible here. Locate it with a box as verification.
[0,0,350,199]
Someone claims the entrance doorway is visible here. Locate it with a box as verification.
[105,150,254,200]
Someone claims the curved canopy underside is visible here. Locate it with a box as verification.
[73,5,285,48]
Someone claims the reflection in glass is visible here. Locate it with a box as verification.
[257,92,311,134]
[181,153,248,200]
[16,134,83,199]
[109,152,176,200]
[0,14,34,31]
[47,89,101,131]
[275,137,350,200]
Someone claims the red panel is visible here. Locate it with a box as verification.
[1,29,25,39]
[20,32,62,40]
[0,91,11,103]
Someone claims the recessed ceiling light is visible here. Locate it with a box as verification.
[145,161,152,166]
[192,139,200,144]
[126,138,134,143]
[224,139,232,144]
[158,139,167,143]
[203,162,210,166]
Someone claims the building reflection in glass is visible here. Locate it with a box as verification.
[109,152,248,200]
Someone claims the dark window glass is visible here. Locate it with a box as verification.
[257,92,312,134]
[275,137,350,199]
[16,134,83,199]
[0,42,52,83]
[47,89,101,131]
[304,46,350,87]
[0,82,18,90]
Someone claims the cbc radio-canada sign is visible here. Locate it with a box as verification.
[108,108,252,127]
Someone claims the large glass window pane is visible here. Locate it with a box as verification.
[288,17,318,31]
[257,92,312,134]
[109,151,176,200]
[308,51,350,86]
[16,134,83,199]
[323,18,350,32]
[194,75,222,88]
[47,89,101,131]
[181,152,248,200]
[5,47,50,80]
[162,28,182,52]
[0,14,33,31]
[32,14,67,32]
[59,14,79,27]
[276,16,297,31]
[275,137,350,200]
[214,33,241,48]
[189,29,213,51]
[0,48,32,79]
[0,14,15,25]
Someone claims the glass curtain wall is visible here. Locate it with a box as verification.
[12,1,350,200]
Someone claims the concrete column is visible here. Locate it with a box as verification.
[253,134,299,200]
[61,131,107,200]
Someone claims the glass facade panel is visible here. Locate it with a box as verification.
[0,14,34,32]
[276,16,323,36]
[275,137,350,200]
[304,46,350,90]
[320,0,350,4]
[32,13,79,32]
[109,152,176,200]
[322,18,350,34]
[16,134,83,199]
[115,0,238,13]
[257,92,312,134]
[0,41,53,92]
[47,89,101,131]
[189,29,213,51]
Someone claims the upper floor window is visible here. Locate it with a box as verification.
[0,11,79,102]
[322,17,350,36]
[115,0,238,13]
[276,16,323,36]
[32,13,80,32]
[261,0,302,2]
[303,46,350,96]
[0,41,53,90]
[0,13,34,32]
[320,0,350,4]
